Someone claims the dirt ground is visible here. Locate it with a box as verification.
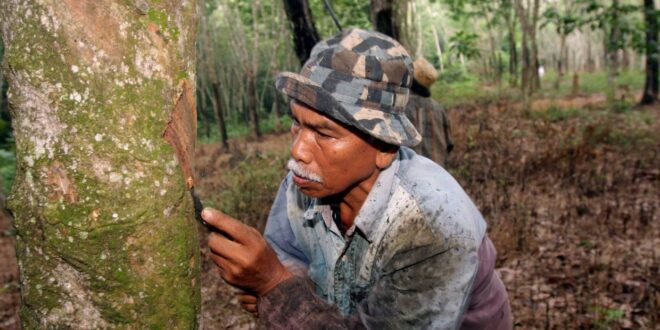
[0,94,658,329]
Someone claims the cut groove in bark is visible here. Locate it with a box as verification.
[163,79,197,188]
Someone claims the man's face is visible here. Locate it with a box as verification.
[288,101,382,199]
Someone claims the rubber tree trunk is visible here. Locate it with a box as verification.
[370,0,414,55]
[640,0,658,105]
[0,1,201,328]
[282,0,320,65]
[606,0,622,103]
[211,82,229,149]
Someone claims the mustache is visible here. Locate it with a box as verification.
[287,159,323,183]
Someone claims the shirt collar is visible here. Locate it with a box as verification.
[352,153,400,242]
[301,150,402,242]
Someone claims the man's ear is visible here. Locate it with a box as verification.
[375,146,398,170]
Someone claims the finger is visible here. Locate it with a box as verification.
[236,294,257,304]
[209,252,232,277]
[201,208,253,243]
[242,303,257,313]
[208,232,242,261]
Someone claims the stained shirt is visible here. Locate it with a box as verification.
[261,147,501,329]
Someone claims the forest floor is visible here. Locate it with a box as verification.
[0,92,658,329]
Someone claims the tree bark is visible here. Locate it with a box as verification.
[0,1,201,328]
[431,24,444,72]
[555,35,567,90]
[200,7,229,149]
[640,0,658,105]
[505,5,518,87]
[249,0,261,139]
[371,0,414,55]
[211,82,229,148]
[606,0,621,103]
[371,0,399,40]
[282,0,320,65]
[514,0,541,111]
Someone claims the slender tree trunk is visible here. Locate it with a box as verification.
[201,8,229,149]
[530,0,541,91]
[273,93,281,130]
[197,83,211,139]
[371,0,398,40]
[282,0,320,65]
[506,10,519,87]
[555,35,567,90]
[247,71,260,138]
[249,0,261,139]
[480,6,499,84]
[431,24,444,72]
[0,1,200,328]
[514,0,540,111]
[607,0,622,103]
[640,0,658,105]
[586,29,594,72]
[371,0,413,53]
[572,72,580,96]
[0,71,5,117]
[211,83,229,149]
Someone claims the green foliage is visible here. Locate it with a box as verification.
[579,0,642,52]
[309,0,371,38]
[437,65,471,84]
[448,31,480,60]
[541,6,583,37]
[531,106,583,122]
[592,306,625,329]
[0,148,15,195]
[538,70,644,98]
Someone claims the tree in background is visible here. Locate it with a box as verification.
[370,0,417,57]
[582,0,640,103]
[283,0,320,65]
[501,0,519,87]
[0,1,200,327]
[199,1,229,149]
[514,0,542,111]
[541,1,583,89]
[640,0,658,105]
[440,0,509,84]
[449,31,481,67]
[196,0,295,142]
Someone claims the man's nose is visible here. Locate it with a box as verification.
[290,129,313,164]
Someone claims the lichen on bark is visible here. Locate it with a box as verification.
[0,0,201,328]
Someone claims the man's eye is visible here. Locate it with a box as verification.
[316,131,332,139]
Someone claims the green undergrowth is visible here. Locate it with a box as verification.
[433,70,645,108]
[210,151,288,232]
[197,111,292,144]
[530,105,584,122]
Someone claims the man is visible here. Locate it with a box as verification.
[407,57,453,167]
[202,28,511,329]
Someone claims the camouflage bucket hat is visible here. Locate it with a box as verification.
[275,28,421,147]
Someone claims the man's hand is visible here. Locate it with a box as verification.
[235,290,258,316]
[202,208,293,296]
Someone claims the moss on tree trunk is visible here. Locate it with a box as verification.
[0,0,200,328]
